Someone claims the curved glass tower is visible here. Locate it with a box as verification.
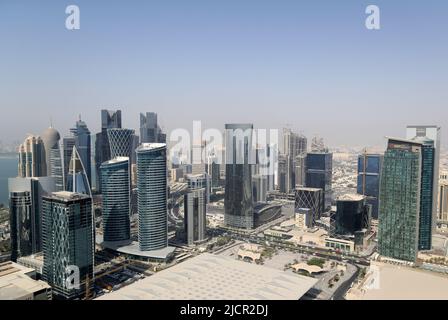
[101,157,130,242]
[107,128,135,159]
[136,143,167,251]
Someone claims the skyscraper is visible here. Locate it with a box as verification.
[63,136,76,187]
[101,157,131,242]
[282,128,307,192]
[253,174,268,203]
[66,146,92,196]
[94,110,122,191]
[42,191,94,300]
[206,151,221,189]
[41,126,64,191]
[136,143,168,251]
[224,124,254,229]
[107,128,135,159]
[295,154,307,187]
[305,152,333,212]
[378,137,422,262]
[294,187,323,226]
[406,126,441,250]
[439,179,448,224]
[357,152,382,219]
[8,177,56,261]
[70,117,92,186]
[140,112,166,144]
[18,135,46,178]
[278,154,290,194]
[184,188,206,245]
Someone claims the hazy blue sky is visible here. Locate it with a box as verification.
[0,0,447,148]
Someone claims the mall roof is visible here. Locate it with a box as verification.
[97,253,317,300]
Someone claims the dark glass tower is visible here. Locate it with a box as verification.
[224,124,254,229]
[42,191,94,300]
[136,143,168,251]
[8,177,56,261]
[378,138,422,262]
[94,110,122,192]
[357,153,382,219]
[70,118,92,186]
[101,157,130,242]
[414,137,435,250]
[305,152,333,212]
[334,194,371,236]
[140,112,166,144]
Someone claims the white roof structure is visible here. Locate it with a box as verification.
[97,253,317,300]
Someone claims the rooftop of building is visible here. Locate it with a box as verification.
[295,187,323,192]
[47,191,91,201]
[0,261,50,300]
[337,194,365,202]
[136,143,166,152]
[103,156,130,165]
[96,253,317,300]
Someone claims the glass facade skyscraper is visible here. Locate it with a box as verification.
[140,112,166,144]
[294,187,323,226]
[406,125,441,250]
[357,153,382,219]
[224,124,254,229]
[8,177,56,261]
[70,118,92,187]
[18,135,46,178]
[107,128,135,159]
[136,143,168,251]
[184,188,206,245]
[101,157,130,242]
[378,138,422,262]
[305,152,333,212]
[42,191,94,300]
[95,110,122,192]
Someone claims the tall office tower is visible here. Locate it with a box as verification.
[294,187,323,226]
[357,152,382,219]
[378,138,422,262]
[224,124,254,229]
[439,180,448,223]
[295,154,307,187]
[278,154,290,193]
[94,110,122,192]
[184,188,206,245]
[101,157,130,242]
[8,177,56,261]
[255,144,276,193]
[70,117,92,186]
[305,152,333,211]
[62,136,75,187]
[41,126,64,191]
[107,128,135,159]
[334,194,371,236]
[252,174,268,203]
[66,146,92,196]
[18,135,46,178]
[42,191,94,300]
[185,174,210,203]
[206,152,220,189]
[406,126,440,250]
[282,129,307,192]
[140,112,166,144]
[136,143,168,251]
